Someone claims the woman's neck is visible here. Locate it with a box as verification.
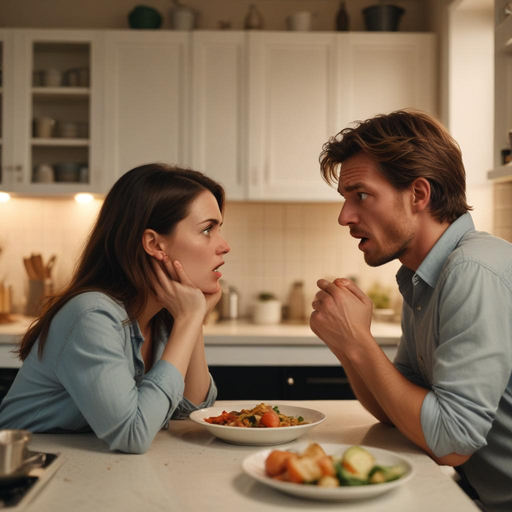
[137,294,163,335]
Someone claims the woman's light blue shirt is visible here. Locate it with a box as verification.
[0,292,217,454]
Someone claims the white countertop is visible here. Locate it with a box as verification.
[0,316,401,368]
[0,316,402,345]
[25,400,478,512]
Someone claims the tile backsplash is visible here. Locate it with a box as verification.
[493,182,512,243]
[0,198,403,317]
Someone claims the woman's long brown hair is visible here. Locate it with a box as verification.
[16,163,225,361]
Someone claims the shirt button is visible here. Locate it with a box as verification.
[416,305,422,311]
[418,355,424,363]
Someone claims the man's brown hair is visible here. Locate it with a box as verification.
[319,109,472,223]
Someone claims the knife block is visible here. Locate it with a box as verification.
[26,279,53,317]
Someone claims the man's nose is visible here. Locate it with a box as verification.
[338,202,357,226]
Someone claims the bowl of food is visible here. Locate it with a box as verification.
[189,403,325,445]
[242,442,414,501]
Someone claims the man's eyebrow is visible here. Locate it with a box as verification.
[198,218,223,226]
[338,182,366,196]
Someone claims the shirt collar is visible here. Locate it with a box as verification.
[396,213,475,291]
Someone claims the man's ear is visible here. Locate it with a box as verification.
[142,229,167,260]
[411,178,431,213]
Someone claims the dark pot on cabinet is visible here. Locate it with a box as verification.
[363,4,405,31]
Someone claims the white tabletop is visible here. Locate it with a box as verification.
[26,400,478,512]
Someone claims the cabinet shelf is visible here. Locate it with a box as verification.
[32,87,90,97]
[32,138,89,147]
[488,164,512,182]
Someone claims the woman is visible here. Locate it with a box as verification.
[0,163,230,453]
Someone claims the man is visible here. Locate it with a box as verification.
[310,110,512,512]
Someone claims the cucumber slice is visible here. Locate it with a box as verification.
[341,446,375,480]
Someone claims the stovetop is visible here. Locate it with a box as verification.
[0,453,64,510]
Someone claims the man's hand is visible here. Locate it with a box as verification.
[310,278,373,355]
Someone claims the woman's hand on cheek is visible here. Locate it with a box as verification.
[150,256,206,322]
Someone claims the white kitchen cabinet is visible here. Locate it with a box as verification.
[191,32,246,200]
[247,32,341,202]
[338,33,437,125]
[103,31,191,189]
[0,30,15,191]
[244,32,436,202]
[1,29,104,196]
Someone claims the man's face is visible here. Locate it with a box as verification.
[337,153,415,267]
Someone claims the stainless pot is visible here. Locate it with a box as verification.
[0,429,32,476]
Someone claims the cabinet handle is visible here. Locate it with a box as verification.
[306,377,350,385]
[287,377,294,386]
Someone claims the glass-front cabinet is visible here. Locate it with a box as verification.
[1,30,103,195]
[0,30,14,191]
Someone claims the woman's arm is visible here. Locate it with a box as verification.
[182,331,211,404]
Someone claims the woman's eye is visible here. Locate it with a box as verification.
[358,193,368,201]
[202,225,213,235]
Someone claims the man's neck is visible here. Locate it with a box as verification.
[399,216,451,272]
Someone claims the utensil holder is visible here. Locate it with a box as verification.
[26,279,53,317]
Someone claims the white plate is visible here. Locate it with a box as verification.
[189,404,326,446]
[242,442,415,501]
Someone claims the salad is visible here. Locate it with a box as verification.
[204,403,309,428]
[265,443,407,487]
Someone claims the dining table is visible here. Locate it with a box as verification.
[24,400,479,512]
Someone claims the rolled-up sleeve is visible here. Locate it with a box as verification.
[171,374,217,420]
[421,261,512,458]
[55,308,186,454]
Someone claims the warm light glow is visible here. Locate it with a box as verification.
[74,193,94,204]
[0,192,11,203]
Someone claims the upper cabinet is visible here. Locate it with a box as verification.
[338,33,436,125]
[1,29,104,195]
[191,32,246,200]
[0,29,437,201]
[0,30,14,191]
[247,33,340,201]
[103,31,191,188]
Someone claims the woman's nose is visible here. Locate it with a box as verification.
[218,235,231,255]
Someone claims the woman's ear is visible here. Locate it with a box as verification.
[411,178,431,213]
[142,229,166,260]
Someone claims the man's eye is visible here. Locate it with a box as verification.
[358,193,368,201]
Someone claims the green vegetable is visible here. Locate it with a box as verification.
[272,406,280,414]
[297,416,304,422]
[335,462,368,486]
[368,465,407,484]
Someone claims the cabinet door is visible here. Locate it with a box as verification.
[104,31,190,190]
[9,30,104,195]
[247,33,340,202]
[191,32,246,200]
[338,33,437,127]
[0,30,14,191]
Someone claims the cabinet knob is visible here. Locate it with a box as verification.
[287,377,294,386]
[14,165,23,172]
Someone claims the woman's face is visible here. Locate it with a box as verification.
[161,191,230,294]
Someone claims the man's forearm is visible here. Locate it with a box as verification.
[333,347,393,425]
[347,335,435,452]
